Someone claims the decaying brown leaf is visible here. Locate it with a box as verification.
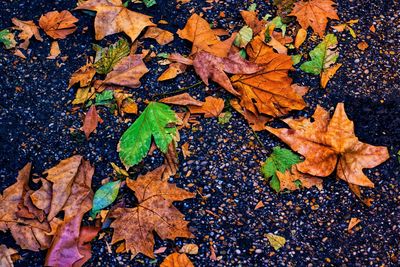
[69,62,96,89]
[177,13,236,58]
[266,103,389,187]
[160,93,203,106]
[0,245,18,267]
[76,0,155,41]
[103,54,149,88]
[110,166,194,258]
[82,105,102,139]
[39,10,78,39]
[289,0,339,37]
[240,10,266,35]
[188,96,224,118]
[163,141,179,180]
[12,18,43,49]
[144,27,174,45]
[231,36,307,117]
[193,51,261,96]
[160,252,194,267]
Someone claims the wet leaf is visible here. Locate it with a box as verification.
[289,0,339,37]
[266,233,286,251]
[261,147,301,192]
[82,105,102,139]
[118,102,178,168]
[266,103,390,187]
[143,27,174,45]
[93,39,130,75]
[160,252,194,267]
[91,180,121,217]
[76,0,155,41]
[188,96,224,118]
[39,10,78,39]
[12,18,43,49]
[110,166,194,258]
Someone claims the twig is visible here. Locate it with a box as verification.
[152,81,203,99]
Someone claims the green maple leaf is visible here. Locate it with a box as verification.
[93,38,130,74]
[261,147,301,192]
[300,33,339,75]
[118,102,178,168]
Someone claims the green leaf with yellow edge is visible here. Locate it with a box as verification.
[261,147,301,192]
[93,38,130,74]
[118,102,178,168]
[300,34,339,75]
[234,26,253,48]
[266,233,286,250]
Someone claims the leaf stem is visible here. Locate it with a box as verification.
[153,81,203,99]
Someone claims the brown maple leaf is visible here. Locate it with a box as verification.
[231,36,307,117]
[160,252,194,267]
[266,103,389,187]
[143,27,174,45]
[75,0,155,41]
[68,62,96,89]
[289,0,339,38]
[39,10,78,39]
[188,96,224,118]
[193,51,261,96]
[177,13,236,58]
[110,166,194,258]
[102,54,149,88]
[12,18,43,50]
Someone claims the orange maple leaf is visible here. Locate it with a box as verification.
[266,103,389,187]
[289,0,339,37]
[39,10,78,39]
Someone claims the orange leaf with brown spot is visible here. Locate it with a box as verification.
[289,0,339,37]
[69,63,96,89]
[39,10,78,39]
[266,103,389,187]
[110,166,194,259]
[75,0,155,41]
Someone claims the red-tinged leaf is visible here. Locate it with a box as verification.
[83,105,101,139]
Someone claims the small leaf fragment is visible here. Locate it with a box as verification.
[266,233,286,251]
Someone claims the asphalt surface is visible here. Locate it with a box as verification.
[0,0,399,266]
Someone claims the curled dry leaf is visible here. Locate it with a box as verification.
[76,0,155,41]
[82,105,102,139]
[160,93,203,106]
[68,63,96,89]
[231,36,307,117]
[110,166,194,258]
[12,18,43,49]
[144,27,174,45]
[294,28,307,48]
[103,54,149,88]
[39,10,78,39]
[266,103,389,187]
[289,0,339,37]
[0,245,18,267]
[179,244,199,255]
[177,13,236,58]
[193,51,261,96]
[160,252,194,267]
[188,96,224,118]
[46,41,60,59]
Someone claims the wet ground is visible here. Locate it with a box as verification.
[0,0,399,266]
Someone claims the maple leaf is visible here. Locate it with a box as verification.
[68,62,96,89]
[110,166,194,258]
[143,27,174,45]
[82,105,102,139]
[177,13,236,58]
[75,0,155,41]
[188,96,224,118]
[160,252,194,267]
[266,103,390,187]
[12,18,43,50]
[193,51,261,96]
[118,102,178,168]
[231,36,307,117]
[39,10,78,39]
[102,54,149,88]
[276,165,323,191]
[289,0,339,38]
